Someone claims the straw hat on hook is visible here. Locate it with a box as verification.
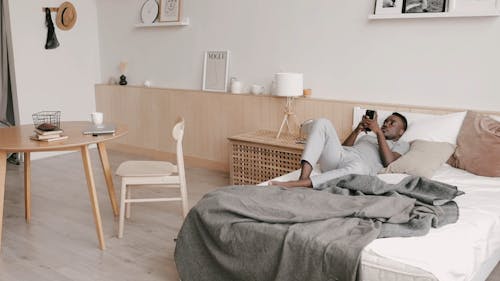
[56,2,77,31]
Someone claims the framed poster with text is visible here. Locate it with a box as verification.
[202,51,230,92]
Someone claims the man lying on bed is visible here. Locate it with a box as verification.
[270,112,409,188]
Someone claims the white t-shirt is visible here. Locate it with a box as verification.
[353,135,410,174]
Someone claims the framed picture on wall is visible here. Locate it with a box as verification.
[202,51,230,92]
[159,0,181,22]
[375,0,403,14]
[403,0,446,13]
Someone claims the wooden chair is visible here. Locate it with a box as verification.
[115,119,188,238]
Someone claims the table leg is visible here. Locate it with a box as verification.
[80,145,105,250]
[97,142,119,216]
[0,152,6,250]
[24,152,31,223]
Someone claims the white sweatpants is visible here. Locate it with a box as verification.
[301,118,372,188]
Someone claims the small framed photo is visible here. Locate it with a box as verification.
[403,0,446,13]
[159,0,181,22]
[375,0,403,14]
[202,51,230,92]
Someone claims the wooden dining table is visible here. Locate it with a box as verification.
[0,121,128,250]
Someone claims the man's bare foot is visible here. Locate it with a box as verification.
[269,179,312,188]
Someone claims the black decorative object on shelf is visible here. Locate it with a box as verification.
[119,75,128,86]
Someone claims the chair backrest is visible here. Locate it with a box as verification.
[172,118,185,142]
[172,118,186,186]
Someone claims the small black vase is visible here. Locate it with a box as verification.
[119,75,128,86]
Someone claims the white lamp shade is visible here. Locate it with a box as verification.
[273,73,303,97]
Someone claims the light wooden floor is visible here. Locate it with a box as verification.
[0,149,227,281]
[0,149,498,281]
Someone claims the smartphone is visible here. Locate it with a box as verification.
[365,110,375,119]
[365,110,376,132]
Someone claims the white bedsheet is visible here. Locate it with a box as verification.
[265,165,500,281]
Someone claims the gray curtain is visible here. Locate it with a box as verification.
[0,0,6,121]
[0,0,13,124]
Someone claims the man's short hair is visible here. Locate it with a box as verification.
[392,112,408,131]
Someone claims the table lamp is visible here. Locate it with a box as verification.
[273,73,303,139]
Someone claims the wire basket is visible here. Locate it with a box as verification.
[32,111,61,131]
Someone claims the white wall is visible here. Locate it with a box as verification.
[97,0,500,111]
[8,0,101,125]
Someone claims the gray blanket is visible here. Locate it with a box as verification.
[175,174,463,281]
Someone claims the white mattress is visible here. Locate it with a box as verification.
[264,165,500,281]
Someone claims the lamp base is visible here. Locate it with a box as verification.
[276,97,299,139]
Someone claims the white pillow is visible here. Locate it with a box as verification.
[352,107,467,145]
[400,111,466,145]
[353,107,438,132]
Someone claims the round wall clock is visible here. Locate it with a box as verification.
[141,0,159,24]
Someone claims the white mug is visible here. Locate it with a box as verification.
[231,80,243,94]
[91,112,104,126]
[250,84,265,95]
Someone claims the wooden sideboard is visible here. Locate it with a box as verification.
[228,130,304,185]
[95,85,495,173]
[95,85,351,172]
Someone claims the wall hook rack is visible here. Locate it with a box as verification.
[41,2,77,31]
[42,7,59,12]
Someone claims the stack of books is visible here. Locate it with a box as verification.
[31,128,68,142]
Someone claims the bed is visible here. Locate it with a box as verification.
[266,164,500,281]
[175,107,500,281]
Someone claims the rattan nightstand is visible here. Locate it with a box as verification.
[228,130,304,185]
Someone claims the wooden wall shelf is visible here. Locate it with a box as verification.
[135,18,190,27]
[369,10,500,19]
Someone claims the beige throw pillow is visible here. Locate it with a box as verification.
[448,111,500,177]
[381,140,456,178]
